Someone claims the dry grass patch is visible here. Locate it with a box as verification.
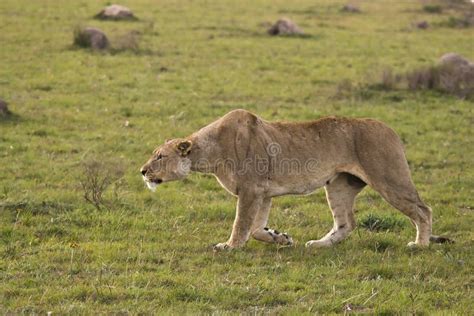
[337,54,474,100]
[112,31,141,52]
[79,158,125,210]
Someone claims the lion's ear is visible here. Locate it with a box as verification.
[177,140,192,156]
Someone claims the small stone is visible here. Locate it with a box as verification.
[436,53,474,96]
[416,21,429,29]
[268,18,303,36]
[341,4,361,13]
[95,4,136,20]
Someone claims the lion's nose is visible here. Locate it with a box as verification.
[141,168,147,176]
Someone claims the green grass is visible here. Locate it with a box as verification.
[1,0,473,313]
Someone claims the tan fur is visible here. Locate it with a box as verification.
[140,109,433,250]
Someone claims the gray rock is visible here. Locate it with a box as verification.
[74,27,109,50]
[437,53,474,97]
[95,4,136,20]
[268,18,303,36]
[416,21,429,29]
[341,4,361,13]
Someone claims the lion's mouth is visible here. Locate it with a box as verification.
[143,176,163,192]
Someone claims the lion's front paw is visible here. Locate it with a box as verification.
[213,242,233,252]
[407,241,429,248]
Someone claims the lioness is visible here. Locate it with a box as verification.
[140,109,445,251]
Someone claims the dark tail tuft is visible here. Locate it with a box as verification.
[430,235,454,244]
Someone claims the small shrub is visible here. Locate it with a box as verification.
[423,5,443,14]
[79,158,125,210]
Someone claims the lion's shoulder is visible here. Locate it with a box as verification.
[222,109,260,123]
[215,109,264,133]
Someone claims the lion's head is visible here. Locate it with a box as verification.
[140,139,193,191]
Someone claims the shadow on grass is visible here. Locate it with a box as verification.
[108,47,164,56]
[269,33,322,40]
[93,16,140,22]
[0,112,22,125]
[194,26,322,40]
[0,200,74,216]
[66,44,164,57]
[278,8,320,15]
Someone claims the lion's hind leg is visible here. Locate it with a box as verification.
[306,173,365,248]
[378,189,432,247]
[362,162,432,247]
[251,197,293,246]
[353,126,434,247]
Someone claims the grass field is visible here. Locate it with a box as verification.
[1,0,473,314]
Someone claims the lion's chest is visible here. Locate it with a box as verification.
[214,174,238,196]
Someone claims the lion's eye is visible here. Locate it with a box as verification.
[156,154,163,160]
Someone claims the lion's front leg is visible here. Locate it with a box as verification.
[213,189,263,252]
[250,197,293,246]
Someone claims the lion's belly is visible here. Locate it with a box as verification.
[268,185,319,196]
[266,177,328,196]
[267,171,335,196]
[213,166,337,198]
